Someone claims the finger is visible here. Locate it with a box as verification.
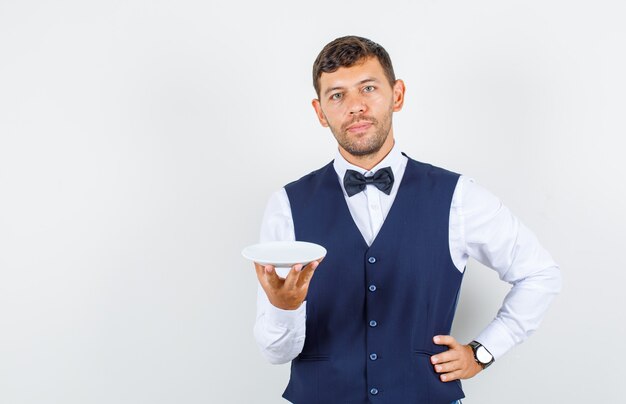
[264,265,283,289]
[433,360,461,374]
[284,264,303,289]
[253,263,280,298]
[439,369,463,382]
[254,263,269,284]
[430,348,460,365]
[254,262,276,275]
[430,339,463,365]
[433,335,459,349]
[296,260,319,288]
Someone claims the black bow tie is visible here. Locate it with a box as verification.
[343,167,395,197]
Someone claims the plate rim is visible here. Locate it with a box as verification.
[242,240,327,267]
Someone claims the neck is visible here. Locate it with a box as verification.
[339,134,395,171]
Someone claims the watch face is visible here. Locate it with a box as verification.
[476,346,493,363]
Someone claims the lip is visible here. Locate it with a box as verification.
[346,121,373,132]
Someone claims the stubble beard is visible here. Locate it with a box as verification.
[329,108,393,157]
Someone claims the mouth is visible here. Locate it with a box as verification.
[346,121,373,133]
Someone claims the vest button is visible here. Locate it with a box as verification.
[368,256,377,264]
[368,284,377,292]
[369,320,378,327]
[370,388,379,395]
[369,353,378,361]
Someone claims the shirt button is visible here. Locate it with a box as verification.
[368,284,377,292]
[369,320,378,327]
[369,353,378,361]
[370,388,379,395]
[368,257,377,264]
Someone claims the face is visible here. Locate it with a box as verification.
[312,57,405,158]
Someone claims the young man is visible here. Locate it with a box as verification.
[253,36,561,403]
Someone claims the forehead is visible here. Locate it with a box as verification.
[318,57,389,91]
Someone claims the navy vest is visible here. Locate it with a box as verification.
[283,156,464,404]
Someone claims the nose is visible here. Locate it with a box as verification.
[347,93,367,115]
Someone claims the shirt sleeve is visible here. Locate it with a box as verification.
[252,188,307,364]
[457,177,562,360]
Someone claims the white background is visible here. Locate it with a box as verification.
[1,0,624,403]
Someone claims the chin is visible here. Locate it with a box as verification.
[347,143,385,157]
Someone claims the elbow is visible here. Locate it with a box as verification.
[266,354,293,365]
[253,323,299,365]
[549,264,563,295]
[257,345,297,365]
[520,264,562,296]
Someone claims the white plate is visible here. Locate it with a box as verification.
[241,241,326,268]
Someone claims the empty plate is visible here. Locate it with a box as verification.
[242,241,326,268]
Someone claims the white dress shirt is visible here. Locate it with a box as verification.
[254,143,561,365]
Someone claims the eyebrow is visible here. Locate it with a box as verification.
[323,78,379,96]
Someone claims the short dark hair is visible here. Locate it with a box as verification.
[312,36,396,98]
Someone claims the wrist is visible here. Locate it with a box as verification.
[468,340,495,369]
[270,298,304,311]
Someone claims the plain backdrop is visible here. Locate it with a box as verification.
[1,0,624,403]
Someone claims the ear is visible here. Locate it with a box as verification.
[392,79,406,112]
[312,98,329,127]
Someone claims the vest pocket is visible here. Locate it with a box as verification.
[297,354,330,362]
[412,350,464,403]
[413,349,436,356]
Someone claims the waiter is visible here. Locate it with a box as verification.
[253,35,561,403]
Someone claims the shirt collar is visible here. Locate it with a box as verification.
[333,141,405,194]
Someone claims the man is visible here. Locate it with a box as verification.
[253,36,561,403]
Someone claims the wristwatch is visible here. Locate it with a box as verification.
[468,341,494,369]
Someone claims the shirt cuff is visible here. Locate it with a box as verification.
[265,300,307,329]
[474,319,518,361]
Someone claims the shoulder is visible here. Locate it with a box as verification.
[403,155,461,186]
[407,157,459,176]
[453,176,503,215]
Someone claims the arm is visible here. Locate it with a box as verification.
[252,189,309,364]
[432,176,562,381]
[462,177,562,359]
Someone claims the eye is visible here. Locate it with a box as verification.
[330,93,343,101]
[363,85,375,93]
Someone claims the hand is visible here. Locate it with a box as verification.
[254,259,321,310]
[430,335,482,382]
